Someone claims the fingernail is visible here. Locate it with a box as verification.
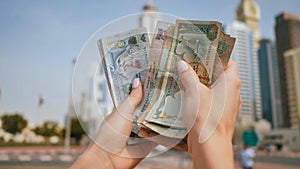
[132,78,140,88]
[177,60,188,73]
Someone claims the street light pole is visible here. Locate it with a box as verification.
[298,119,300,149]
[64,58,76,152]
[0,88,2,113]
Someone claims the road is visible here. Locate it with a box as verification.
[0,162,299,169]
[0,147,299,169]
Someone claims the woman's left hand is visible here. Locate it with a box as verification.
[71,78,157,169]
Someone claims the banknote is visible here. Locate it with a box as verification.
[142,120,187,139]
[137,22,184,138]
[211,31,236,83]
[170,20,222,83]
[144,73,184,128]
[139,21,175,115]
[155,25,175,84]
[98,20,235,147]
[138,127,188,151]
[217,32,236,67]
[98,27,151,137]
[143,20,221,132]
[137,23,175,122]
[137,23,189,137]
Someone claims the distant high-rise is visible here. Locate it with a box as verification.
[225,21,262,124]
[258,39,282,128]
[87,62,113,138]
[284,48,300,129]
[236,0,261,49]
[140,0,160,34]
[275,12,300,128]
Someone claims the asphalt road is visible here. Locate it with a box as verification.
[0,162,299,169]
[234,154,300,167]
[0,148,299,169]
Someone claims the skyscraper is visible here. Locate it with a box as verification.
[275,12,300,128]
[284,48,300,129]
[140,0,160,35]
[236,0,261,49]
[87,62,113,138]
[258,39,282,128]
[225,21,262,124]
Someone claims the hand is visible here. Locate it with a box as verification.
[177,60,242,169]
[71,78,157,169]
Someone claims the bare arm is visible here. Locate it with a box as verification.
[177,60,242,169]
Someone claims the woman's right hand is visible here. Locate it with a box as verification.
[177,60,242,169]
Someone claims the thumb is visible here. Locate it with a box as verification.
[107,77,143,136]
[177,60,204,101]
[177,60,204,130]
[95,78,142,153]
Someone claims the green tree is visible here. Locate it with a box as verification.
[1,113,28,135]
[33,121,60,137]
[71,118,86,144]
[33,121,62,144]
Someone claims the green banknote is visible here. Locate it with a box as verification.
[137,23,175,124]
[212,31,236,83]
[171,20,222,83]
[139,21,175,115]
[144,20,222,134]
[98,20,235,143]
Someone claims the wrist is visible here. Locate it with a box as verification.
[85,144,114,169]
[71,143,113,169]
[188,128,234,169]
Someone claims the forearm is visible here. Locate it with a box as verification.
[189,131,234,169]
[71,143,146,169]
[71,144,113,169]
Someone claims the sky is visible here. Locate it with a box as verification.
[0,0,300,125]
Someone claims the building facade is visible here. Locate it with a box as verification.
[284,48,300,129]
[236,0,261,49]
[261,129,300,151]
[275,12,300,128]
[86,62,113,138]
[140,0,160,36]
[258,39,282,128]
[225,21,262,124]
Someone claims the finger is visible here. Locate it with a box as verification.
[224,61,241,91]
[238,97,242,113]
[177,60,207,130]
[177,60,207,93]
[109,142,157,167]
[95,78,143,153]
[107,78,143,136]
[225,61,239,79]
[124,141,158,158]
[225,61,238,72]
[233,97,242,125]
[116,77,143,118]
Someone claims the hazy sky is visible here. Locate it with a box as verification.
[1,0,300,125]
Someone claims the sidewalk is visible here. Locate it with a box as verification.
[136,149,300,169]
[0,146,85,163]
[0,146,299,169]
[256,151,300,158]
[136,162,300,169]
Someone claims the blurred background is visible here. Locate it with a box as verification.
[0,0,300,168]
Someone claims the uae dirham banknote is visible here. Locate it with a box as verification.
[98,20,236,150]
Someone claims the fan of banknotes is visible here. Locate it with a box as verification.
[98,20,235,151]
